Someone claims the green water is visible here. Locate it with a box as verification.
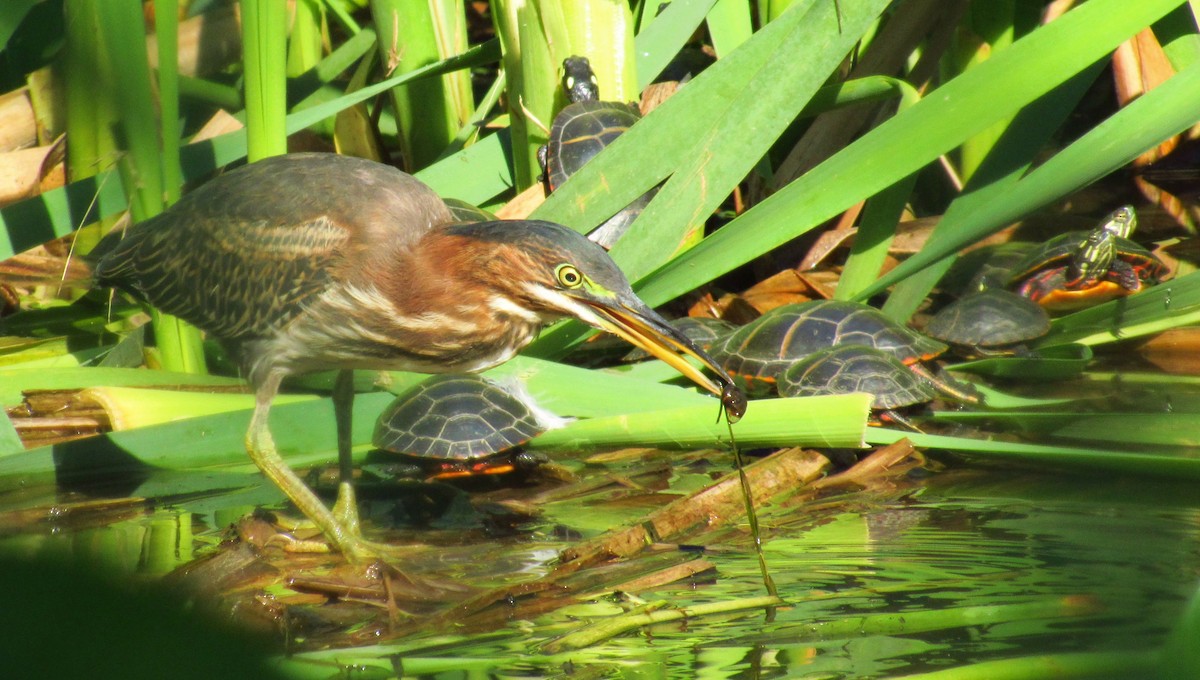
[0,458,1195,678]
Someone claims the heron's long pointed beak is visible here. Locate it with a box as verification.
[579,296,746,421]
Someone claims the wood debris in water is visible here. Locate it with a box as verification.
[556,447,830,571]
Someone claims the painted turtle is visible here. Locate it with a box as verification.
[925,289,1050,356]
[1008,206,1166,312]
[373,374,557,479]
[953,242,1038,293]
[778,344,936,431]
[707,300,948,395]
[540,56,655,249]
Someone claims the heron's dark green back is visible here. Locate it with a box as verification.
[91,153,452,340]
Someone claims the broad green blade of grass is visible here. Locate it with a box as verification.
[0,393,394,485]
[632,0,1185,311]
[880,66,1100,321]
[83,387,316,431]
[530,394,871,451]
[949,2,1020,184]
[178,73,243,110]
[934,411,1200,449]
[0,1,40,50]
[0,367,245,406]
[417,131,514,202]
[1082,371,1200,388]
[287,0,323,77]
[866,429,1200,480]
[834,122,919,298]
[241,0,288,160]
[706,0,753,57]
[436,70,506,160]
[0,336,75,368]
[384,355,723,418]
[534,0,885,272]
[1161,583,1200,679]
[950,380,1086,409]
[945,344,1093,379]
[0,388,856,487]
[863,56,1200,301]
[888,651,1158,680]
[0,411,22,456]
[1156,4,1200,72]
[290,26,378,113]
[0,357,739,479]
[0,342,107,370]
[632,0,717,90]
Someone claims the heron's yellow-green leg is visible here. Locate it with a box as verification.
[331,368,362,534]
[248,371,377,561]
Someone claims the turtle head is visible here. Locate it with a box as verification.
[562,56,599,103]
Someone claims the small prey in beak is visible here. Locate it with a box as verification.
[578,295,746,422]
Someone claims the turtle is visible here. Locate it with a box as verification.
[949,242,1038,293]
[539,55,657,249]
[1007,205,1167,313]
[372,374,559,480]
[778,344,937,431]
[925,289,1050,356]
[707,300,948,395]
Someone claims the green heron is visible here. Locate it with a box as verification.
[91,152,745,560]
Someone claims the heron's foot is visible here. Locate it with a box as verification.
[331,481,362,535]
[324,535,476,601]
[259,511,418,563]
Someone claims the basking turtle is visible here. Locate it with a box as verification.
[540,56,656,249]
[707,300,948,395]
[1007,206,1166,312]
[373,374,559,480]
[778,344,937,431]
[948,242,1038,293]
[925,289,1050,356]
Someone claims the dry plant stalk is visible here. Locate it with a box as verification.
[557,447,830,571]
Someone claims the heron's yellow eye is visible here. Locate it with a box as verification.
[556,264,583,288]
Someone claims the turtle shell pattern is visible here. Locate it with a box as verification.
[373,374,544,461]
[778,344,936,410]
[925,289,1049,349]
[545,99,642,191]
[708,300,947,393]
[1008,232,1165,301]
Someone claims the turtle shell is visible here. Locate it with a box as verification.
[708,300,947,393]
[778,345,936,410]
[944,242,1036,293]
[373,374,545,461]
[545,99,642,191]
[925,289,1049,350]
